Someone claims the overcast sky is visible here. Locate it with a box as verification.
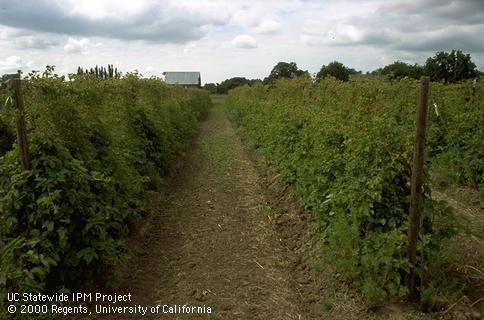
[1,0,483,83]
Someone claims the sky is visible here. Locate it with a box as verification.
[0,0,483,84]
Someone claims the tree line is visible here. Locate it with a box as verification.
[371,50,479,82]
[203,77,262,94]
[77,64,121,79]
[204,50,482,93]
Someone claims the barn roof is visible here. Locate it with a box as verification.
[163,72,200,85]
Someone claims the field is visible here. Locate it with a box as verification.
[0,74,483,319]
[226,77,483,312]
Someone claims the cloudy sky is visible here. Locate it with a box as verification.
[1,0,483,83]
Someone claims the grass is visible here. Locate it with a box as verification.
[200,95,235,186]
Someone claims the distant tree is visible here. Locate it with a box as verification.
[380,61,424,80]
[249,79,263,86]
[264,62,307,84]
[424,50,478,83]
[218,77,249,93]
[346,67,361,75]
[203,83,218,94]
[316,61,352,81]
[202,78,262,94]
[77,64,121,79]
[369,68,383,76]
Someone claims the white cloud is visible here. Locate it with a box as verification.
[0,0,231,43]
[232,9,264,28]
[0,26,26,39]
[301,20,366,46]
[64,37,90,54]
[15,36,58,49]
[0,27,59,49]
[183,42,197,55]
[232,34,258,49]
[0,55,23,73]
[300,15,484,52]
[254,19,282,34]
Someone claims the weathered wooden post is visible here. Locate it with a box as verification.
[406,76,430,301]
[9,72,31,171]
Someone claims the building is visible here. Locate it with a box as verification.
[163,72,201,88]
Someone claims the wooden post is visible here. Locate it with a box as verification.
[10,72,31,171]
[406,76,430,301]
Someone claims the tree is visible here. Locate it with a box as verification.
[218,77,250,93]
[108,65,113,78]
[369,68,383,76]
[204,77,262,94]
[317,61,351,81]
[264,62,307,84]
[77,65,121,79]
[203,83,218,94]
[380,61,424,80]
[424,50,478,83]
[346,67,361,75]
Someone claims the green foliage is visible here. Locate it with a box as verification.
[203,78,261,94]
[0,85,16,156]
[429,80,484,192]
[424,50,478,83]
[322,296,333,311]
[0,117,14,155]
[220,77,259,94]
[380,61,424,80]
[1,74,11,89]
[203,82,218,94]
[263,62,308,84]
[0,68,211,300]
[316,61,353,82]
[77,64,121,79]
[227,77,464,304]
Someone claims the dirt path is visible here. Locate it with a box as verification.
[89,102,341,320]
